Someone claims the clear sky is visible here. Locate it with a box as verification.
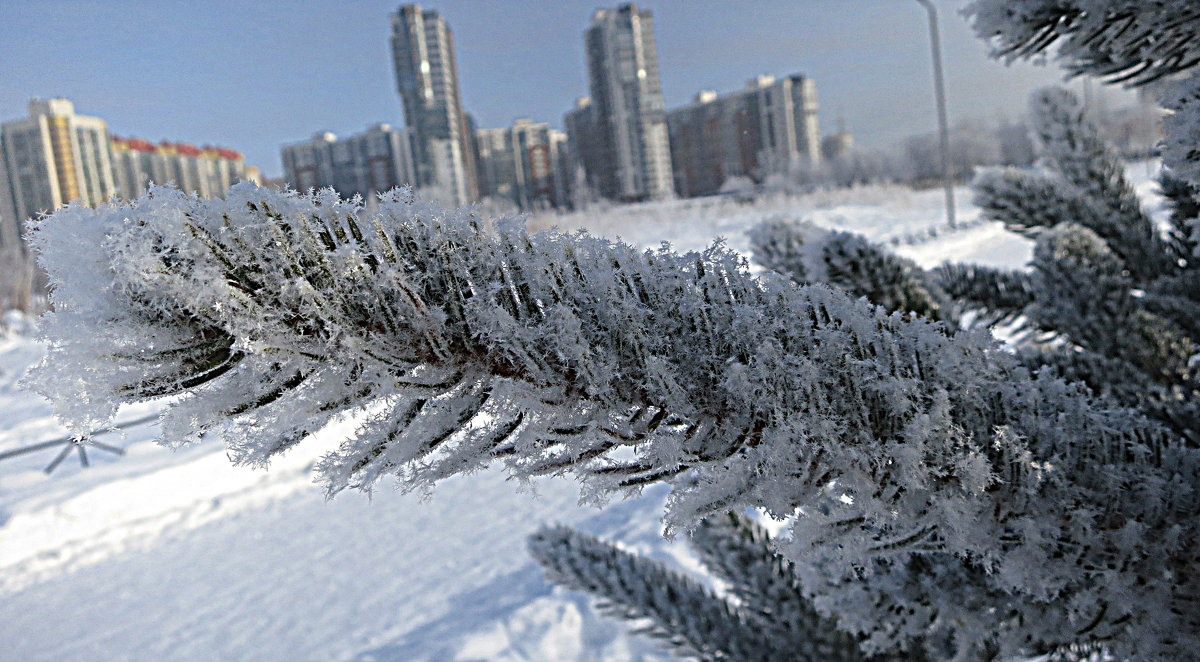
[0,0,1134,178]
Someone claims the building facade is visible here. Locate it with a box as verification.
[111,136,248,199]
[0,152,16,251]
[390,4,477,205]
[475,119,570,210]
[0,96,256,264]
[821,131,854,162]
[563,97,609,205]
[666,74,820,198]
[576,4,673,202]
[0,98,116,230]
[281,124,416,201]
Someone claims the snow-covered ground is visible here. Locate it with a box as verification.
[0,167,1163,661]
[528,181,1033,270]
[0,331,679,662]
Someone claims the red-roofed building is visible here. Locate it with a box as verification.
[110,133,251,200]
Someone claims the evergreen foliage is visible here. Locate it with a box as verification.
[686,513,896,661]
[1159,171,1200,260]
[1027,224,1184,379]
[975,89,1176,281]
[1161,68,1200,185]
[748,220,955,325]
[1029,89,1176,278]
[971,169,1106,240]
[528,524,778,661]
[749,219,1035,332]
[964,0,1200,185]
[965,1,1200,86]
[930,262,1033,327]
[532,514,1122,662]
[25,183,1199,659]
[972,88,1200,445]
[529,514,882,662]
[736,84,1200,658]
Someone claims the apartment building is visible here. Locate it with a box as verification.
[281,124,416,201]
[0,98,116,228]
[574,4,673,202]
[666,74,820,198]
[390,4,478,205]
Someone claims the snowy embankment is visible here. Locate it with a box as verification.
[528,182,1033,270]
[0,168,1161,661]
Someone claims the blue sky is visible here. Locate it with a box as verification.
[0,1,1132,178]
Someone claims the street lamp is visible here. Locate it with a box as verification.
[915,0,956,229]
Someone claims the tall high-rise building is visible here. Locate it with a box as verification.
[281,124,416,202]
[666,73,821,198]
[390,4,478,205]
[0,98,116,230]
[578,4,673,202]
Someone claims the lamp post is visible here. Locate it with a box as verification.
[915,0,956,229]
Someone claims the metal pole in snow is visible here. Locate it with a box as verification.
[915,0,957,229]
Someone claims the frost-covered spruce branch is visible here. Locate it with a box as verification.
[749,219,1032,332]
[973,88,1199,445]
[748,220,955,326]
[1026,223,1200,445]
[534,514,1115,661]
[1159,171,1200,261]
[530,515,884,662]
[1027,88,1176,278]
[686,513,892,661]
[971,169,1105,239]
[27,185,1200,658]
[1029,224,1191,377]
[528,524,780,661]
[975,88,1175,282]
[931,263,1034,327]
[965,0,1200,86]
[965,0,1200,184]
[1163,75,1200,184]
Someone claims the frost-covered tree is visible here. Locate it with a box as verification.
[529,513,887,662]
[757,83,1200,461]
[972,87,1200,445]
[1159,171,1200,259]
[25,183,1199,659]
[532,514,1117,661]
[748,220,956,326]
[989,89,1176,274]
[741,85,1200,655]
[964,0,1200,184]
[735,87,1200,660]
